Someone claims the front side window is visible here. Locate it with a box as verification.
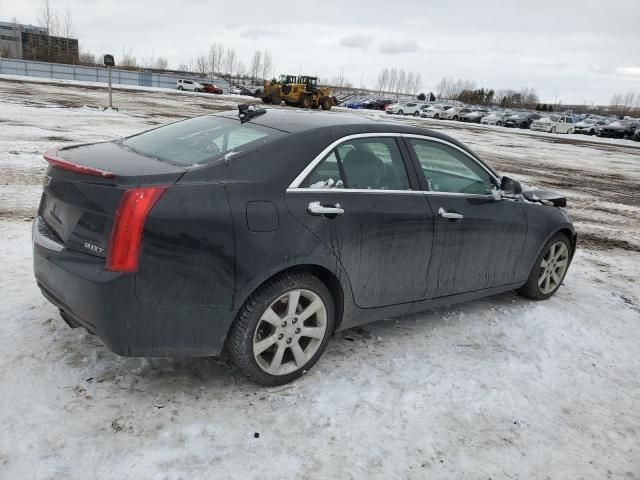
[408,139,495,195]
[300,137,411,191]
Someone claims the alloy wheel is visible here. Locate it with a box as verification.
[538,241,569,295]
[252,289,327,376]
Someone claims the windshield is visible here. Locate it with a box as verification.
[122,115,282,166]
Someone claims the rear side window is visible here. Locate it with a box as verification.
[122,116,282,166]
[300,137,411,191]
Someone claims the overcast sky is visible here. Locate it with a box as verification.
[2,0,639,104]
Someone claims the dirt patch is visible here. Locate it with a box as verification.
[578,233,640,252]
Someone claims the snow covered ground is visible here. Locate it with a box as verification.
[1,78,639,479]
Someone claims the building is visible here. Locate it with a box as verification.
[0,20,79,64]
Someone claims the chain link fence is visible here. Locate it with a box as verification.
[0,57,230,91]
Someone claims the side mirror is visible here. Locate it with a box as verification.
[500,176,522,196]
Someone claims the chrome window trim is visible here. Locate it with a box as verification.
[288,133,403,189]
[286,132,500,197]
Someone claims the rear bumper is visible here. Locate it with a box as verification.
[33,216,236,357]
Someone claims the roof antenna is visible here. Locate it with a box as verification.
[238,104,267,123]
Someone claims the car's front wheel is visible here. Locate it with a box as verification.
[227,272,335,385]
[517,233,572,300]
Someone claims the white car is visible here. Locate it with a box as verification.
[530,115,576,134]
[481,112,510,126]
[386,102,425,116]
[574,118,608,135]
[229,86,244,95]
[420,104,453,119]
[440,106,473,120]
[176,79,204,92]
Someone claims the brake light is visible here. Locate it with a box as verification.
[106,186,167,272]
[44,148,116,178]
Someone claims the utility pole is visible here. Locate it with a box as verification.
[103,54,115,110]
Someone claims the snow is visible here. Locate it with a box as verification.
[1,78,640,479]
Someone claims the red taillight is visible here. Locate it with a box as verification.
[106,186,167,272]
[44,148,116,178]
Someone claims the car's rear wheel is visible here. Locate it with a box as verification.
[434,113,440,119]
[226,272,335,385]
[551,126,556,133]
[517,233,572,300]
[413,111,420,117]
[398,110,404,115]
[178,86,184,90]
[497,121,502,126]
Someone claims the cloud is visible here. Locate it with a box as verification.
[378,39,419,54]
[239,27,276,39]
[615,67,640,77]
[339,34,372,49]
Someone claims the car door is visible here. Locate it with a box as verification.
[285,134,434,308]
[404,135,527,298]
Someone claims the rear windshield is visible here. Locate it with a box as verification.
[121,115,282,166]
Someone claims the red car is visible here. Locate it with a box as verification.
[201,82,223,94]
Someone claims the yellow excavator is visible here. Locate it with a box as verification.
[259,75,335,110]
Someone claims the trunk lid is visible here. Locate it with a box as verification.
[40,141,185,258]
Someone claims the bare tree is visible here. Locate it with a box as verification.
[196,54,208,75]
[224,48,237,78]
[78,51,96,65]
[208,43,224,77]
[376,68,389,94]
[63,8,73,38]
[120,48,138,69]
[261,51,273,81]
[414,72,422,95]
[249,50,262,83]
[155,56,169,70]
[236,61,247,80]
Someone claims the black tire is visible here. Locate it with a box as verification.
[434,113,440,119]
[178,86,184,90]
[413,111,420,117]
[517,232,572,300]
[226,271,335,386]
[271,96,281,106]
[261,97,271,104]
[398,110,404,115]
[299,95,312,108]
[497,121,502,126]
[452,115,458,121]
[319,96,331,110]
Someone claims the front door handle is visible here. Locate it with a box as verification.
[308,202,344,216]
[438,207,463,220]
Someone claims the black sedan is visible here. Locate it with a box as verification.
[597,120,640,139]
[33,106,576,385]
[504,112,541,129]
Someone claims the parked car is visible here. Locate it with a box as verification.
[200,82,223,94]
[229,86,244,95]
[459,109,490,123]
[176,79,204,92]
[34,107,576,385]
[363,99,393,110]
[574,118,608,135]
[530,115,576,134]
[597,120,640,139]
[504,112,541,129]
[440,106,473,120]
[420,104,452,119]
[386,102,425,116]
[480,112,510,126]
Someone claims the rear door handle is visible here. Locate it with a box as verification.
[308,202,344,216]
[438,207,463,220]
